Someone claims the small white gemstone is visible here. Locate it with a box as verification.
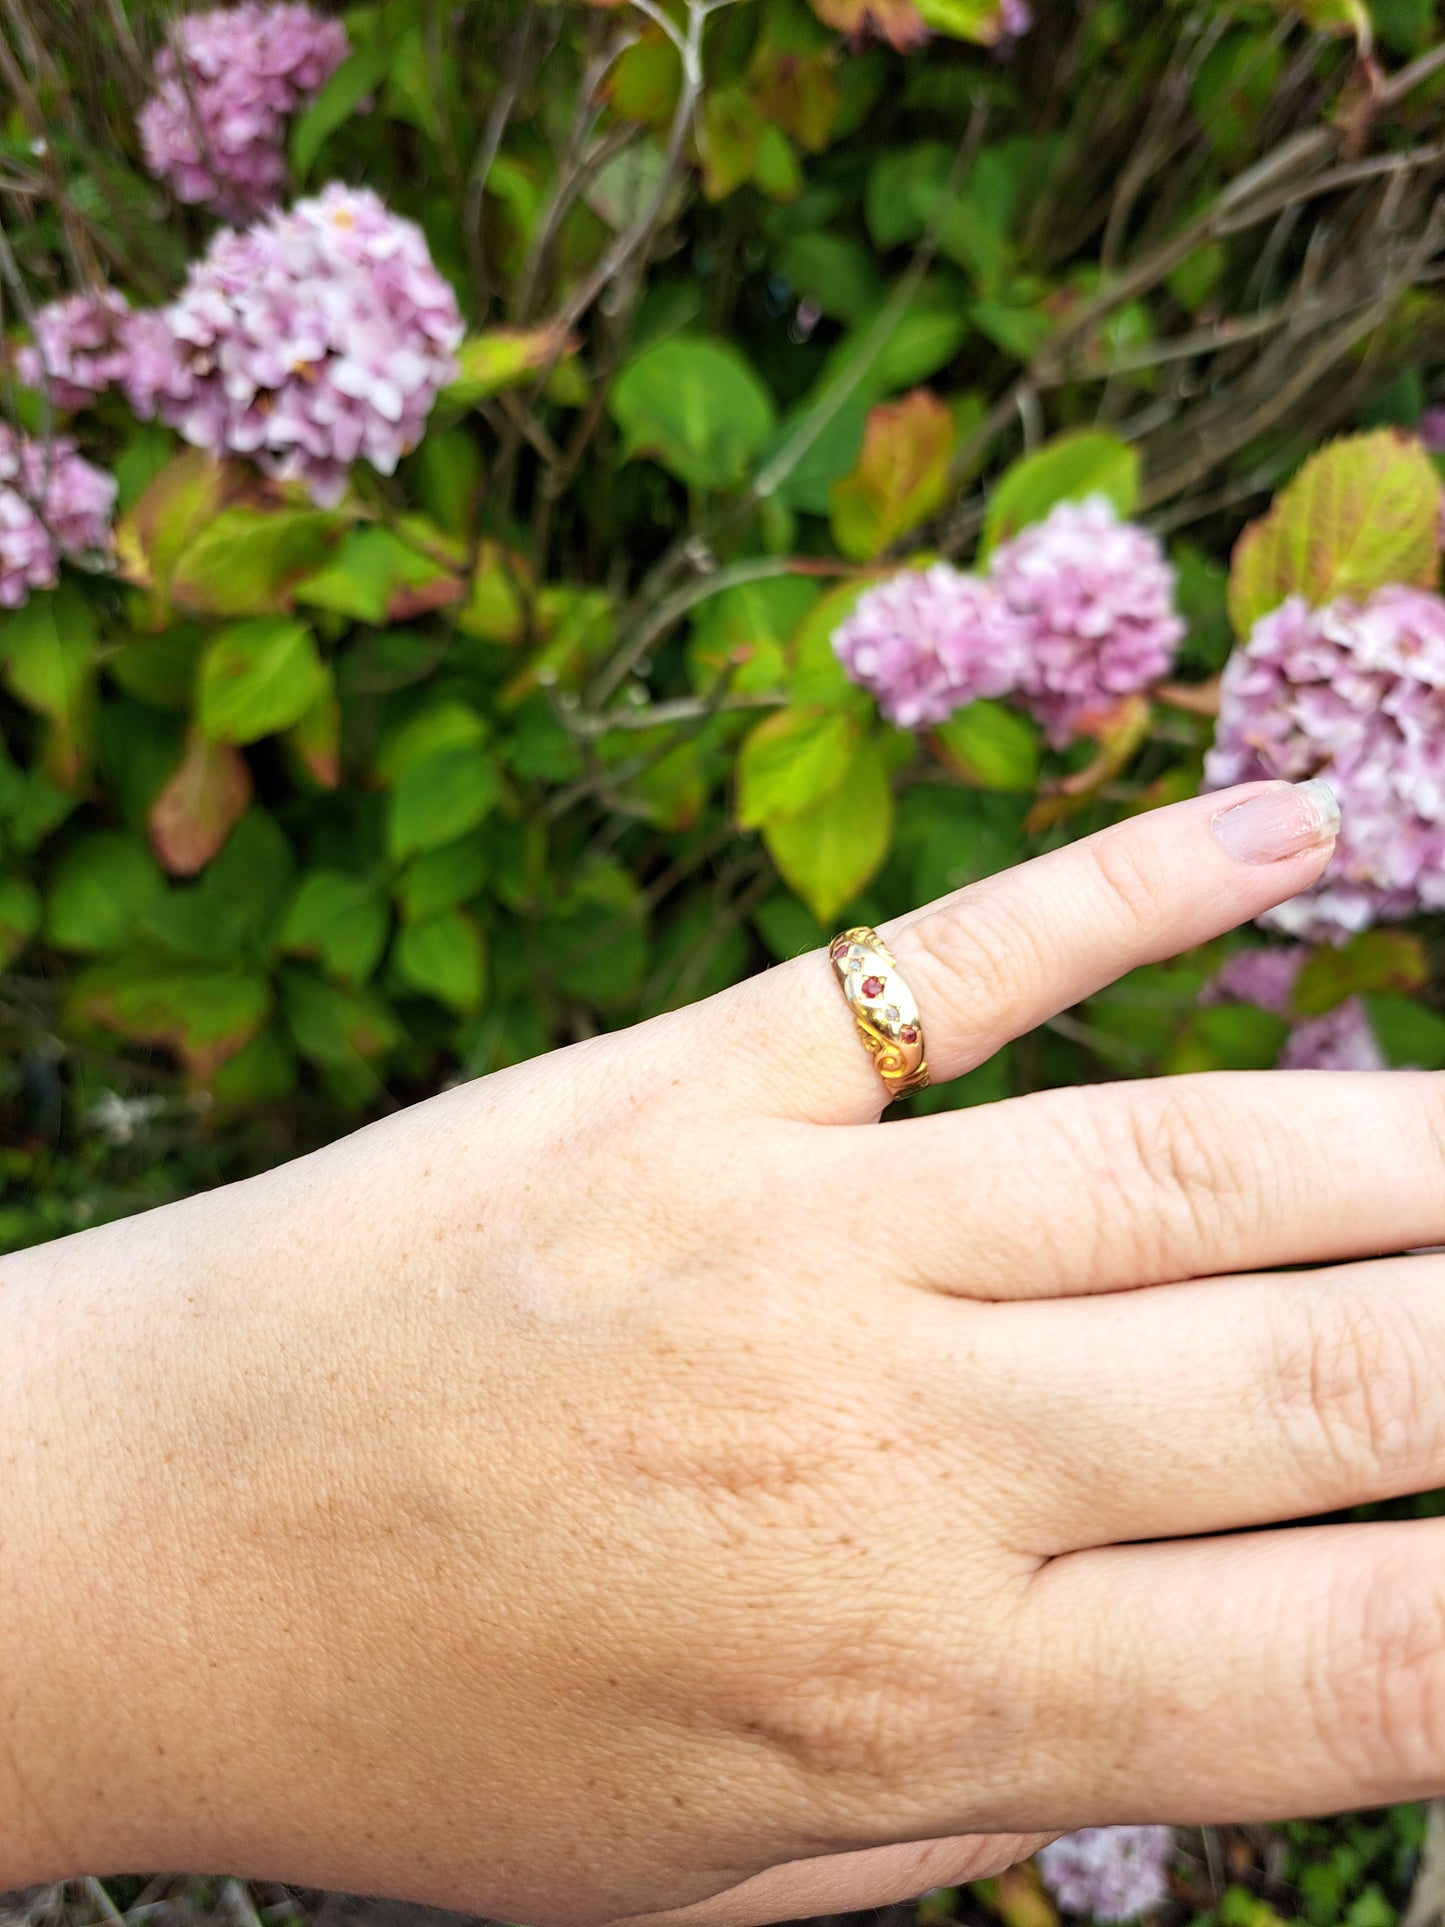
[885,1006,899,1024]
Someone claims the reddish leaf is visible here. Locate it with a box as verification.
[148,728,253,876]
[806,0,928,52]
[748,47,839,152]
[829,389,955,561]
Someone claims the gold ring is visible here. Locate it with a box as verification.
[829,926,930,1104]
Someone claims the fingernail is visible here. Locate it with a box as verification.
[1211,779,1341,865]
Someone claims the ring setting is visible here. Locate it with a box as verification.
[829,926,930,1104]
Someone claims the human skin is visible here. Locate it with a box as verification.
[6,777,1445,1927]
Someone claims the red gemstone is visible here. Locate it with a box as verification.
[900,1026,919,1044]
[833,939,850,958]
[861,975,885,999]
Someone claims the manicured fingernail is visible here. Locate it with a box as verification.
[1210,779,1341,864]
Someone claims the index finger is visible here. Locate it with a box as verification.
[712,779,1340,1125]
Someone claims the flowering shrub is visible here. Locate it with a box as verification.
[2,0,1445,1241]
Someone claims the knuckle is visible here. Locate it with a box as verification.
[1319,1551,1445,1790]
[1085,828,1175,939]
[905,889,1051,1033]
[1274,1289,1433,1483]
[1099,1084,1255,1267]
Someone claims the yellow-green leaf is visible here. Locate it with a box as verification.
[981,431,1140,558]
[737,706,860,828]
[199,618,328,746]
[1228,430,1441,637]
[443,325,578,409]
[764,733,892,922]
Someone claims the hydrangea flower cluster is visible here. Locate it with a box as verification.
[128,184,464,506]
[0,426,117,609]
[1202,945,1389,1072]
[1204,587,1445,941]
[990,498,1185,746]
[15,289,135,412]
[830,563,1029,727]
[1037,1827,1173,1922]
[139,2,349,219]
[831,498,1183,744]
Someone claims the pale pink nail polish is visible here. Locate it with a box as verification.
[1210,779,1341,864]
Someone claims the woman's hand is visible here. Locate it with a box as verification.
[7,777,1445,1927]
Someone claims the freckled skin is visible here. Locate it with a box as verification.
[4,786,1445,1927]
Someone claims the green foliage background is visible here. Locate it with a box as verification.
[6,2,1445,1916]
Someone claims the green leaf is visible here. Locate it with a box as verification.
[911,0,1021,41]
[981,432,1140,557]
[1167,1003,1290,1075]
[294,525,464,625]
[279,871,389,984]
[291,41,390,180]
[787,580,877,711]
[0,874,41,970]
[775,233,881,326]
[71,963,273,1076]
[688,575,819,694]
[115,450,233,607]
[1293,931,1429,1016]
[0,584,97,730]
[283,969,401,1068]
[822,290,971,402]
[1228,431,1442,637]
[829,389,955,562]
[138,811,296,963]
[931,700,1040,792]
[764,733,892,922]
[396,840,490,922]
[169,507,343,617]
[611,335,777,491]
[376,698,489,781]
[737,706,860,828]
[536,862,648,1006]
[442,325,578,409]
[198,618,328,746]
[393,908,487,1014]
[46,833,166,953]
[387,746,501,861]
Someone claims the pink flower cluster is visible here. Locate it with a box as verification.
[1205,587,1445,941]
[830,563,1028,728]
[15,289,134,412]
[139,2,349,220]
[1037,1828,1173,1922]
[0,426,116,609]
[131,184,464,506]
[832,498,1183,744]
[1202,945,1389,1072]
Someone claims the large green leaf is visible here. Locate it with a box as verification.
[198,618,328,745]
[911,0,1023,40]
[610,335,777,491]
[981,432,1140,557]
[387,745,502,861]
[169,507,343,617]
[764,733,893,922]
[46,833,166,953]
[688,576,820,694]
[393,909,487,1014]
[930,700,1040,792]
[279,871,390,985]
[736,707,860,828]
[1228,431,1441,637]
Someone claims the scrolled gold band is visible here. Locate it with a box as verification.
[829,925,930,1104]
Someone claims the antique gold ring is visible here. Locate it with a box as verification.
[829,925,930,1104]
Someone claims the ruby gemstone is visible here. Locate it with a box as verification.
[900,1026,919,1044]
[833,939,850,958]
[861,975,885,999]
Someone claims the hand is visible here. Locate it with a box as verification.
[5,778,1444,1927]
